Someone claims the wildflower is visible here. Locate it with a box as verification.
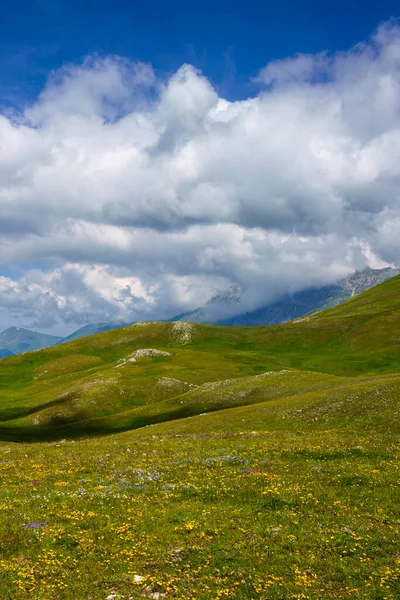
[23,521,47,529]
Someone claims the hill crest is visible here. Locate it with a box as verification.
[0,274,399,440]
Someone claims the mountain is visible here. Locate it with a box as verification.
[0,323,127,355]
[58,322,125,344]
[0,326,62,354]
[170,266,399,326]
[167,286,242,323]
[219,266,400,326]
[1,273,400,441]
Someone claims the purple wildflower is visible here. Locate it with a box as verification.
[23,522,47,529]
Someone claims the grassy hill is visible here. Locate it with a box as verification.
[1,276,400,599]
[1,274,400,440]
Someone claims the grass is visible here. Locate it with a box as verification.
[0,276,400,598]
[1,426,398,599]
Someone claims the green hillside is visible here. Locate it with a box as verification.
[1,274,400,440]
[1,276,400,599]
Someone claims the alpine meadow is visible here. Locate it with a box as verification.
[0,275,399,599]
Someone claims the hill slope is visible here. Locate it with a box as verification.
[0,274,400,440]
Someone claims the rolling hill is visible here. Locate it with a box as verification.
[1,274,400,600]
[1,273,400,441]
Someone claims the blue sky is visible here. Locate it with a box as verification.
[1,2,400,336]
[1,0,400,109]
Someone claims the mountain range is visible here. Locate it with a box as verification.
[0,327,62,356]
[0,266,398,358]
[171,266,400,326]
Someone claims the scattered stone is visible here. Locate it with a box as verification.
[115,348,171,368]
[171,321,194,344]
[131,349,172,358]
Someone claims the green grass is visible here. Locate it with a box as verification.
[1,426,398,599]
[0,276,400,598]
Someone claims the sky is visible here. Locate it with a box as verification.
[1,1,400,335]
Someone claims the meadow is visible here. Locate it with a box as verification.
[1,424,398,599]
[0,276,400,598]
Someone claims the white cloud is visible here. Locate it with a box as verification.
[1,21,400,331]
[255,52,328,85]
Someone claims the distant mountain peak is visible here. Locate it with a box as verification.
[0,326,62,355]
[206,286,241,306]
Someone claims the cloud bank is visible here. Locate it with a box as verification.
[1,22,400,330]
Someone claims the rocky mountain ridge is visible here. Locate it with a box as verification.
[172,267,400,326]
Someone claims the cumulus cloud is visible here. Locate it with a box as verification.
[1,21,400,331]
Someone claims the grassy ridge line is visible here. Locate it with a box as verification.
[0,343,279,424]
[1,274,400,440]
[0,369,344,439]
[152,371,400,437]
[2,368,400,440]
[53,370,400,437]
